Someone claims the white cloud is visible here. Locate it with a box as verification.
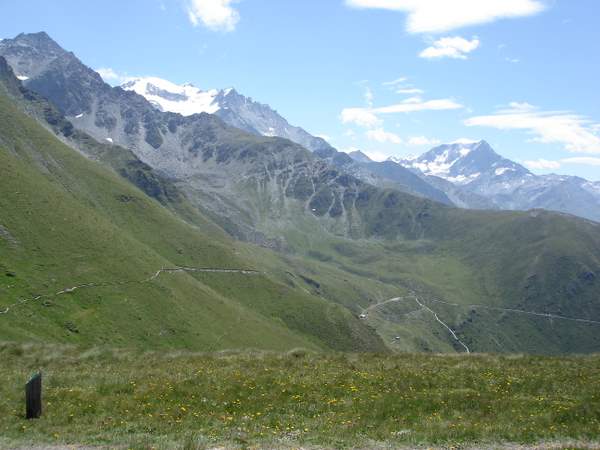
[523,159,561,170]
[508,101,536,111]
[375,97,463,114]
[366,127,403,144]
[342,97,462,128]
[382,77,425,95]
[345,0,546,34]
[396,88,424,95]
[95,68,132,85]
[465,103,600,154]
[341,108,381,127]
[524,156,600,170]
[561,157,600,166]
[382,77,407,87]
[408,136,441,146]
[187,0,240,32]
[419,36,480,59]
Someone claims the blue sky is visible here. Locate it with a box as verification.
[1,0,599,180]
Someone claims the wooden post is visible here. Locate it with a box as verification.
[25,372,42,419]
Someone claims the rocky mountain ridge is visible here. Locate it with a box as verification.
[120,76,333,153]
[401,140,600,221]
[347,140,600,222]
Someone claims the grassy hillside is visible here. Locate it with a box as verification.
[2,50,600,355]
[0,87,385,352]
[1,343,599,449]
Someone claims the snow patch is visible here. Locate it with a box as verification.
[16,75,29,81]
[410,149,462,177]
[75,113,84,119]
[105,138,113,143]
[446,172,481,185]
[263,127,277,137]
[121,76,221,116]
[495,167,515,176]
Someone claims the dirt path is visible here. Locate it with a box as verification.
[426,296,600,325]
[0,266,262,316]
[368,290,600,353]
[361,296,411,315]
[413,295,471,353]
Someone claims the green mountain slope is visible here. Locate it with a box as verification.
[0,77,385,352]
[2,33,600,355]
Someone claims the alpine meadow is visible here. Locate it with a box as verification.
[1,1,599,448]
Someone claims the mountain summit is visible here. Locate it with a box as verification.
[121,75,333,153]
[121,77,223,115]
[402,140,530,185]
[399,140,600,221]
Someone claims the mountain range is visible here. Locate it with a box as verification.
[121,76,460,205]
[119,67,600,223]
[359,141,600,222]
[405,141,600,219]
[121,76,334,154]
[1,32,600,354]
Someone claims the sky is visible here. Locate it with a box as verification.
[1,0,599,181]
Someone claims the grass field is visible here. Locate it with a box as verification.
[1,343,599,449]
[0,85,385,354]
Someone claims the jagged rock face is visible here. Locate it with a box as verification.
[0,32,110,117]
[0,33,454,244]
[212,88,334,154]
[120,76,334,154]
[119,76,452,206]
[0,34,438,244]
[0,35,457,212]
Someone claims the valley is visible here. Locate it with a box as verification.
[1,33,600,356]
[0,2,598,444]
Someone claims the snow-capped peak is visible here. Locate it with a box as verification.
[120,76,332,153]
[121,76,221,116]
[399,140,529,186]
[387,154,417,164]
